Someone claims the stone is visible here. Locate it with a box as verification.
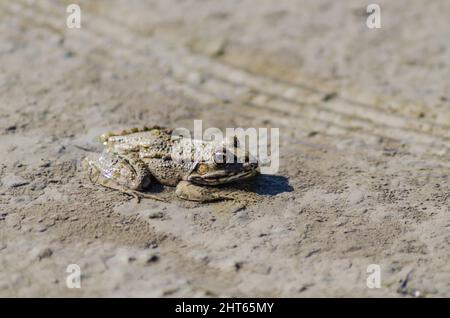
[1,174,29,188]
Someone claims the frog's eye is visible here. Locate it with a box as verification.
[197,164,209,175]
[213,151,227,164]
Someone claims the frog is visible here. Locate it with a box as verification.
[82,126,259,202]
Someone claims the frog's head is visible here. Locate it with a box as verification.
[187,141,259,186]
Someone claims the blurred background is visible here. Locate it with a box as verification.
[0,0,449,297]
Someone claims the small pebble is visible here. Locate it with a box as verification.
[146,254,159,264]
[6,125,16,132]
[204,38,227,57]
[148,211,164,219]
[38,248,53,261]
[186,72,204,85]
[1,174,29,188]
[35,225,48,233]
[39,161,51,168]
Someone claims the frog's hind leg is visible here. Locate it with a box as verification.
[83,152,165,202]
[93,175,165,203]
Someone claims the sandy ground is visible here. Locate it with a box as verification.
[0,0,449,297]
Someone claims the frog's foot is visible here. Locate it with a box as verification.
[82,152,165,202]
[175,181,235,202]
[99,125,170,143]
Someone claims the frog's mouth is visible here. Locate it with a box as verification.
[187,162,259,185]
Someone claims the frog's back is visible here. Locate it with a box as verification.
[101,126,174,155]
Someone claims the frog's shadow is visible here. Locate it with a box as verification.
[228,174,293,196]
[144,174,293,197]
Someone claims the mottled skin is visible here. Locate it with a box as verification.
[83,126,259,202]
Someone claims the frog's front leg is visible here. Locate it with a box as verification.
[83,152,165,202]
[175,181,234,202]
